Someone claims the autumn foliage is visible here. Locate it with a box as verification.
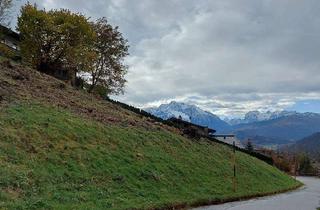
[17,3,129,95]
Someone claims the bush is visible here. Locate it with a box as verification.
[91,85,109,99]
[298,153,317,175]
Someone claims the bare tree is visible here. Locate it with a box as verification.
[0,0,13,26]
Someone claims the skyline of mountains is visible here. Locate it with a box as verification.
[232,112,320,145]
[145,101,231,132]
[145,101,320,147]
[224,110,298,125]
[146,101,319,126]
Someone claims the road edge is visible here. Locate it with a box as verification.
[143,181,303,210]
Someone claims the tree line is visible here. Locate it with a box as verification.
[256,147,319,176]
[16,3,129,96]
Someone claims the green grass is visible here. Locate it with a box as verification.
[0,102,301,210]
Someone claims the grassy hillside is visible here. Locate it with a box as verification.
[0,61,301,209]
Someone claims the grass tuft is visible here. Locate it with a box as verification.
[0,103,301,209]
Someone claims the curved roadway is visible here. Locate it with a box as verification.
[193,177,320,210]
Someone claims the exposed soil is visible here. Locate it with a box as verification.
[0,60,177,133]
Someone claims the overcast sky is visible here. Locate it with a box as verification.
[13,0,320,117]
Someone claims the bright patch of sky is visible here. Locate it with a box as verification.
[286,100,320,114]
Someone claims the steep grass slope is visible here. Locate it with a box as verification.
[0,61,301,209]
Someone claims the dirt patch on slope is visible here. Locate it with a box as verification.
[0,60,176,133]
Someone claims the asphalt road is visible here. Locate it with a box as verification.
[192,177,320,210]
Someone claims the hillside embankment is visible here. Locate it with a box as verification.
[0,60,301,209]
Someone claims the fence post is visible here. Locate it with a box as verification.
[233,141,236,192]
[294,155,297,180]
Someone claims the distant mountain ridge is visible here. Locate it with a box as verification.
[145,101,231,132]
[226,110,297,125]
[232,112,320,145]
[146,101,320,147]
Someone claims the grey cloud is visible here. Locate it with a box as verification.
[15,0,320,116]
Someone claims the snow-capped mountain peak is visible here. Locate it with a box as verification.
[145,101,231,132]
[226,110,297,125]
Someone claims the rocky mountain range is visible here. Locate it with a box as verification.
[232,112,320,145]
[146,101,320,147]
[145,101,231,132]
[225,110,297,125]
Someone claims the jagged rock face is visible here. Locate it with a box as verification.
[145,101,231,132]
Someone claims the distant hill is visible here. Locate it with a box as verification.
[232,113,320,146]
[287,132,320,159]
[145,101,231,132]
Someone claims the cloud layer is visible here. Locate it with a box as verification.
[15,0,320,117]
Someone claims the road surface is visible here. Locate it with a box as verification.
[193,177,320,210]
